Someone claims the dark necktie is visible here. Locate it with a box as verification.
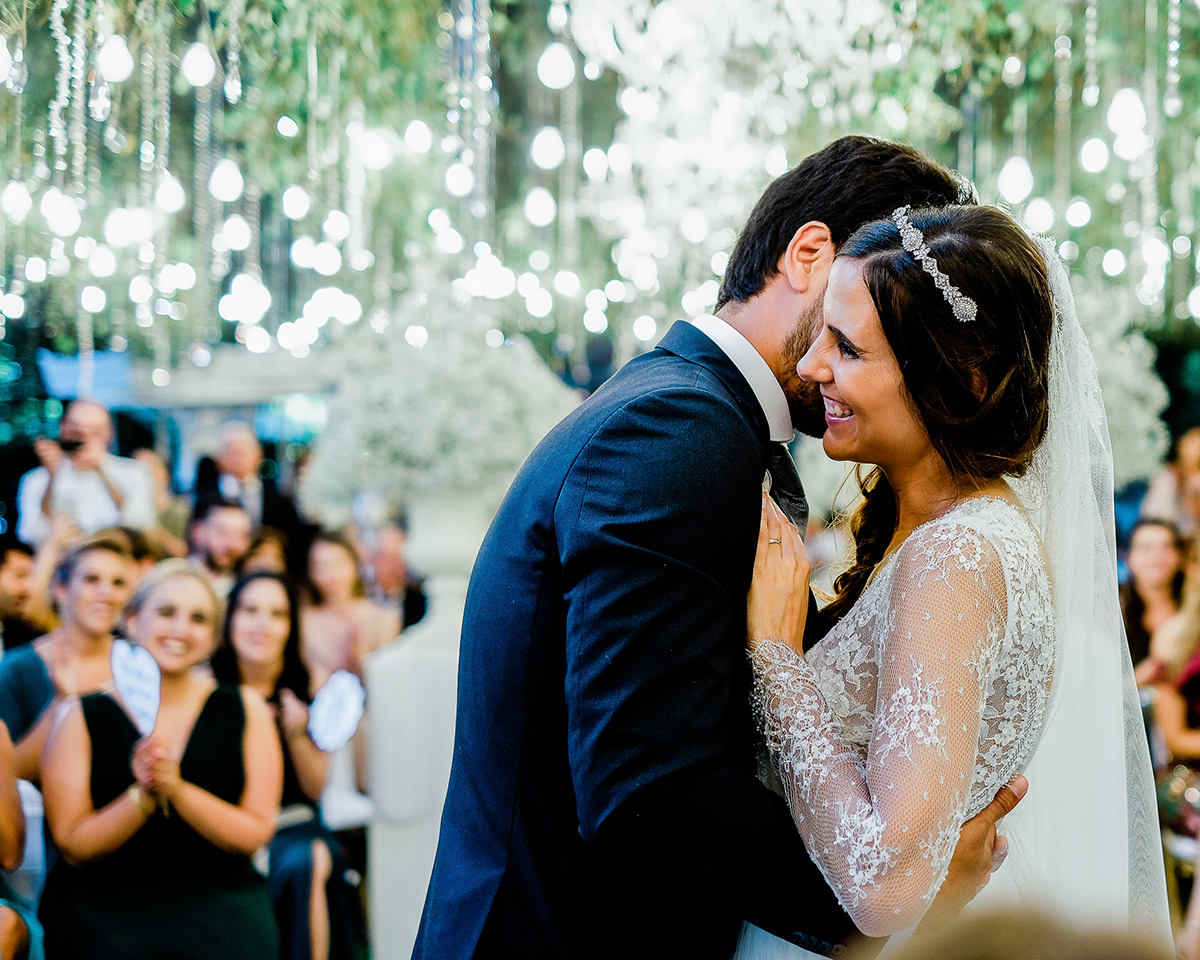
[767,441,809,532]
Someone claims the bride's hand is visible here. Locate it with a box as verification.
[747,492,810,655]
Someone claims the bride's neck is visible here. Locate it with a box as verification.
[886,458,1007,550]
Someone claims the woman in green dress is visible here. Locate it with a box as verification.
[38,560,283,960]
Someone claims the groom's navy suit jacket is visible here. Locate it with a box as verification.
[413,321,855,960]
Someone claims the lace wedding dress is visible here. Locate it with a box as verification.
[736,496,1052,958]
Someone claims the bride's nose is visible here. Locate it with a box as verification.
[797,332,830,383]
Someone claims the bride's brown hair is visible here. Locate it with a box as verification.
[823,205,1054,624]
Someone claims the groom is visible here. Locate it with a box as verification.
[413,137,1024,960]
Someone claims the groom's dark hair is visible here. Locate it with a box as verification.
[717,136,965,308]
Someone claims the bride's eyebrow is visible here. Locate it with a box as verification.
[826,323,862,352]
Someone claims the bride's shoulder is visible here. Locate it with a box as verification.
[893,496,1041,582]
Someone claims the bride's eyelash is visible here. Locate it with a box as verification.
[837,338,860,359]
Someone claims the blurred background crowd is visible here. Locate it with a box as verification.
[0,397,426,960]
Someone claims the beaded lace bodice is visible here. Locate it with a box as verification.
[748,496,1054,937]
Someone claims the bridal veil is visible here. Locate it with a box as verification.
[989,234,1171,942]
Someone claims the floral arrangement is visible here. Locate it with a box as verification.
[1068,274,1170,490]
[299,288,580,526]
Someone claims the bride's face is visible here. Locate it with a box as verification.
[797,258,934,478]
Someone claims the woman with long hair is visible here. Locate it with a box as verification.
[301,531,399,682]
[1120,519,1185,685]
[212,572,358,960]
[38,560,282,959]
[0,535,131,784]
[738,204,1168,955]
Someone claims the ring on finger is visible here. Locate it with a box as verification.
[767,538,783,546]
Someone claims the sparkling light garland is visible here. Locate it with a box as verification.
[1082,0,1100,107]
[48,0,72,182]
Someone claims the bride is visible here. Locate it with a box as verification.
[736,204,1171,957]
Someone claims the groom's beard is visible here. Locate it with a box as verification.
[781,298,826,439]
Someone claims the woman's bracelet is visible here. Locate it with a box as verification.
[126,784,154,817]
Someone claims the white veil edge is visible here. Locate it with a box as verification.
[984,235,1172,946]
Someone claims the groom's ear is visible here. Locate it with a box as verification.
[780,222,835,294]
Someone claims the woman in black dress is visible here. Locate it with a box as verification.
[39,560,282,960]
[212,572,358,960]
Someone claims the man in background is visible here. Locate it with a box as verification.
[0,536,38,653]
[195,422,310,573]
[365,519,427,631]
[189,496,252,599]
[16,399,156,546]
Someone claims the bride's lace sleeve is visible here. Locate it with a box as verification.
[749,521,1008,937]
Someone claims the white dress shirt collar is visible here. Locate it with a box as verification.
[687,314,794,442]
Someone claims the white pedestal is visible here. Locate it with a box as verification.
[366,488,500,960]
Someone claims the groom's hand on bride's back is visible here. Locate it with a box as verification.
[917,775,1029,932]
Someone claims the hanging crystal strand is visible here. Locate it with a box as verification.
[49,0,71,187]
[470,0,493,242]
[1164,0,1181,118]
[1172,133,1195,320]
[326,47,343,223]
[555,9,579,269]
[306,32,319,192]
[1137,0,1162,317]
[9,5,28,288]
[1053,25,1072,241]
[135,0,155,336]
[244,179,261,278]
[1082,0,1100,107]
[68,0,88,200]
[345,97,366,269]
[192,54,213,345]
[224,0,243,105]
[77,306,94,393]
[152,0,170,297]
[85,0,104,206]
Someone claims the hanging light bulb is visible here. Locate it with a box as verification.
[281,185,310,220]
[0,36,12,83]
[96,35,134,83]
[530,127,566,170]
[537,43,576,89]
[524,187,557,227]
[40,187,82,237]
[404,120,432,153]
[208,159,244,202]
[155,173,186,213]
[1,181,33,223]
[180,43,216,87]
[997,157,1034,204]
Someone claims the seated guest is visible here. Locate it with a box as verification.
[1119,519,1185,685]
[1147,536,1200,687]
[0,536,39,654]
[0,535,132,784]
[39,561,282,960]
[364,521,426,632]
[301,532,399,682]
[189,496,252,600]
[1,722,43,960]
[195,424,310,574]
[212,573,358,960]
[235,527,291,578]
[16,400,156,547]
[1143,427,1200,538]
[130,450,190,559]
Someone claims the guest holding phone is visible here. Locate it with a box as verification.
[16,400,156,548]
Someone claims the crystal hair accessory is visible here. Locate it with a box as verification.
[892,205,978,323]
